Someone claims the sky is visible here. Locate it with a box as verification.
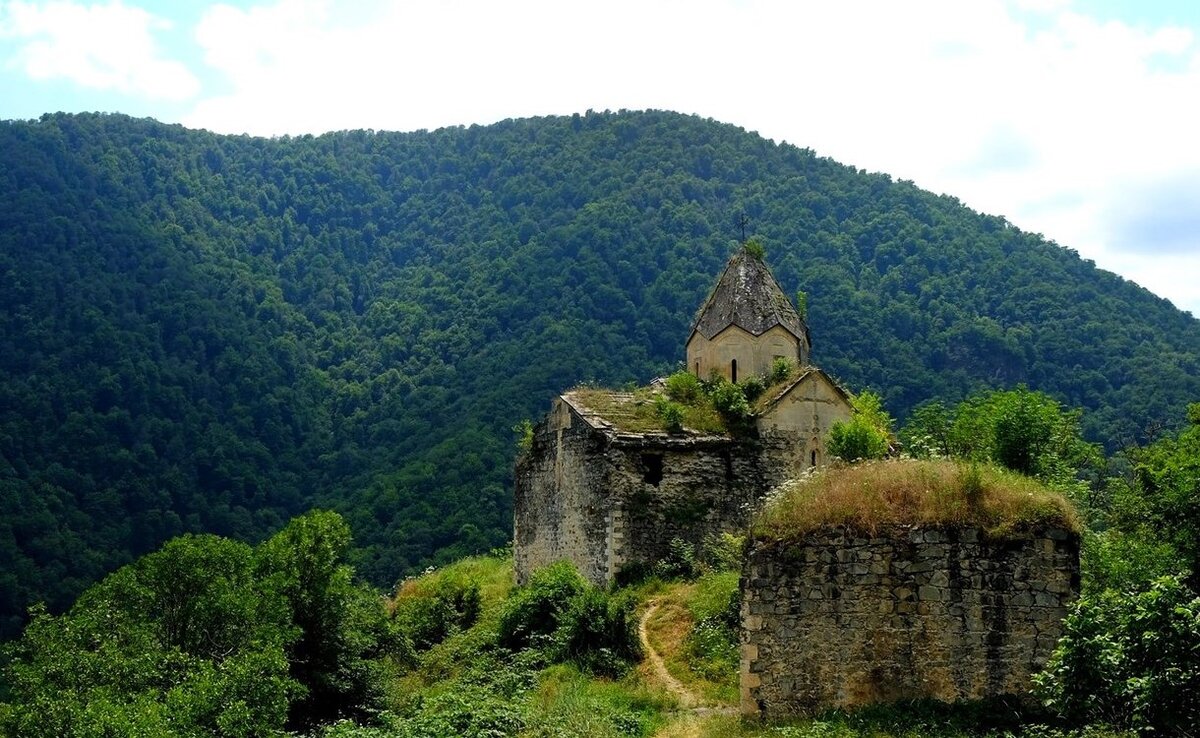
[1,0,1198,317]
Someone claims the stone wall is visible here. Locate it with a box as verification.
[741,526,1080,717]
[514,398,773,587]
[757,370,853,477]
[687,324,806,382]
[607,434,769,575]
[513,398,611,585]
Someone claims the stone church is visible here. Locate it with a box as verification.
[513,245,855,586]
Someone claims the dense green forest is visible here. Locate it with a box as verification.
[2,109,1199,638]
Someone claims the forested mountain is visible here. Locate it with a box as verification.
[1,109,1198,638]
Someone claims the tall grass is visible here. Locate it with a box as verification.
[523,664,668,738]
[755,458,1081,541]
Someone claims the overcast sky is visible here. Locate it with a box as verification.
[1,0,1198,317]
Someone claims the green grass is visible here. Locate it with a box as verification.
[378,555,668,737]
[522,664,668,738]
[694,703,1135,738]
[369,554,1129,738]
[569,385,727,435]
[754,458,1081,542]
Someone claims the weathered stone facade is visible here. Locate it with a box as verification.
[757,368,854,470]
[514,395,772,586]
[687,247,810,381]
[513,370,855,587]
[741,526,1080,716]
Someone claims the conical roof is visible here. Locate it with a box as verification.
[691,246,807,341]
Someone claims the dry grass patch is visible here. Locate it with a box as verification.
[571,387,664,433]
[641,582,739,708]
[755,458,1081,542]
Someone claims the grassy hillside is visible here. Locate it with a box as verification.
[0,512,1145,737]
[1,109,1198,637]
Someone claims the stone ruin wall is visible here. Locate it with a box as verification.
[514,398,777,587]
[608,435,768,578]
[741,526,1080,717]
[513,398,611,585]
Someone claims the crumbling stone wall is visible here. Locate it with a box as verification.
[741,526,1079,716]
[514,398,772,586]
[608,435,768,575]
[514,399,611,585]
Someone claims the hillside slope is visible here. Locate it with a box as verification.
[1,109,1198,636]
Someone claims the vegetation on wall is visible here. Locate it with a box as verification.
[2,109,1199,641]
[754,458,1081,541]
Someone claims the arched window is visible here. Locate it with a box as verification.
[810,450,818,467]
[695,361,700,376]
[731,359,738,383]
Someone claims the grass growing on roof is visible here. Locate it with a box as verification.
[570,385,726,435]
[754,458,1081,542]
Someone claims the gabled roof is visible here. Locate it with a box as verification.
[691,246,808,342]
[754,366,853,415]
[559,389,731,444]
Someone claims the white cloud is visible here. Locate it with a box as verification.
[0,0,199,100]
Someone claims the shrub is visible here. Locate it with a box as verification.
[497,561,586,651]
[664,370,702,404]
[513,419,534,453]
[1081,530,1188,596]
[654,395,685,433]
[550,589,641,677]
[654,537,699,579]
[1034,575,1200,733]
[739,376,766,403]
[710,380,751,429]
[700,532,745,573]
[393,574,482,651]
[770,356,795,385]
[743,237,766,260]
[828,417,889,462]
[829,390,894,462]
[498,562,641,676]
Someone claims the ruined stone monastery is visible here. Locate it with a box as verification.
[513,245,854,586]
[513,244,1081,717]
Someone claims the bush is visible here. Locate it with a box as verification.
[770,356,795,385]
[514,419,534,453]
[550,589,641,677]
[654,537,699,579]
[654,395,685,433]
[710,380,751,429]
[700,532,745,573]
[1034,576,1200,733]
[393,574,482,650]
[828,417,889,462]
[739,376,766,403]
[498,562,641,676]
[664,371,702,404]
[1081,530,1188,596]
[497,561,586,651]
[828,391,895,463]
